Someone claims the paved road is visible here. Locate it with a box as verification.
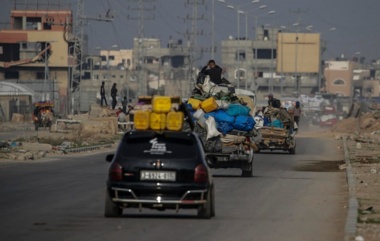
[0,135,347,241]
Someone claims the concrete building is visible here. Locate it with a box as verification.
[0,8,72,117]
[80,38,192,108]
[221,27,321,100]
[99,49,133,70]
[324,61,353,97]
[131,38,191,97]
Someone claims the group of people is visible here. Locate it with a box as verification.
[267,93,302,127]
[100,81,119,109]
[100,81,134,130]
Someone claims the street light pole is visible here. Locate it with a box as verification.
[222,0,262,89]
[318,27,336,92]
[269,11,276,94]
[107,44,118,102]
[243,4,266,90]
[254,15,258,94]
[237,6,240,89]
[212,0,215,59]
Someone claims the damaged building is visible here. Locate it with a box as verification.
[0,5,72,120]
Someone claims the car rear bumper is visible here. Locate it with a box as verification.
[109,187,208,211]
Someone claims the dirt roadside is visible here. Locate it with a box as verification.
[330,112,380,241]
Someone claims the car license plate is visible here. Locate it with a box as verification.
[140,171,176,181]
[218,157,229,162]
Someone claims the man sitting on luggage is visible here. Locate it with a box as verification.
[193,59,234,95]
[268,93,281,109]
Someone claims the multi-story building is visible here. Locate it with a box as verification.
[0,7,72,119]
[131,38,191,97]
[99,49,133,70]
[221,27,321,100]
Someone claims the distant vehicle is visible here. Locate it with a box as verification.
[256,107,296,154]
[319,105,338,127]
[32,101,55,131]
[104,96,215,219]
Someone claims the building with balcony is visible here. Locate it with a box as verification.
[0,7,72,119]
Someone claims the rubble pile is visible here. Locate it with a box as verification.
[0,133,116,161]
[0,106,122,161]
[331,111,380,133]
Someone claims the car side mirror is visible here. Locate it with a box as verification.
[106,154,114,162]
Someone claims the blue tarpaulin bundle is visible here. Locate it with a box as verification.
[226,104,250,116]
[213,110,235,123]
[188,99,255,133]
[233,115,256,131]
[217,121,234,135]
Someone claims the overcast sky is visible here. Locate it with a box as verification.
[1,0,380,65]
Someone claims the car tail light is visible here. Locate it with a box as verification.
[109,162,123,181]
[194,164,208,183]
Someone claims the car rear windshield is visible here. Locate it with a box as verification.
[120,132,198,159]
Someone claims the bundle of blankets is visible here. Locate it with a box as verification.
[186,92,256,137]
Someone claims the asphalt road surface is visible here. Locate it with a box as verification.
[0,134,347,241]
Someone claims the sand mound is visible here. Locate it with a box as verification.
[331,111,380,133]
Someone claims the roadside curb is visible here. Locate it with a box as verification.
[65,143,113,153]
[342,136,358,241]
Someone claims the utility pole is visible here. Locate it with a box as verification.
[254,16,259,94]
[290,9,307,96]
[127,0,155,97]
[69,0,113,114]
[184,0,205,97]
[211,0,215,60]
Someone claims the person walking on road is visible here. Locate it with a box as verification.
[100,81,107,106]
[111,83,118,109]
[293,101,302,126]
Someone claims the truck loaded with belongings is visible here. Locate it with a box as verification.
[254,106,296,154]
[186,75,259,177]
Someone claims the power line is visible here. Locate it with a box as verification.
[127,0,156,97]
[183,0,206,96]
[69,0,113,114]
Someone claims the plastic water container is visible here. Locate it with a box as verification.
[187,98,202,110]
[150,112,166,130]
[152,96,171,113]
[193,108,205,120]
[166,112,184,131]
[201,97,218,113]
[193,108,206,128]
[134,111,150,130]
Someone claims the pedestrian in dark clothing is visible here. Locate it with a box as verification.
[268,93,281,109]
[121,96,128,114]
[126,105,134,122]
[111,83,117,109]
[100,81,107,106]
[293,101,302,126]
[126,105,134,129]
[200,59,223,85]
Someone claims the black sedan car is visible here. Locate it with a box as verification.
[105,130,215,219]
